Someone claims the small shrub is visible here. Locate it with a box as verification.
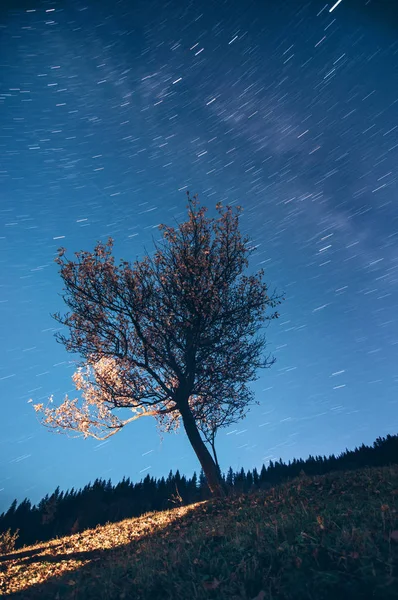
[0,528,19,554]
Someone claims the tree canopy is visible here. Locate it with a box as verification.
[34,194,284,496]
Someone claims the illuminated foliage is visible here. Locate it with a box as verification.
[34,194,283,496]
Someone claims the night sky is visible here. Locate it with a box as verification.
[1,0,398,513]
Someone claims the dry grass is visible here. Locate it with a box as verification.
[1,465,398,599]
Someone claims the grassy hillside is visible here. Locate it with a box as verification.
[1,465,398,599]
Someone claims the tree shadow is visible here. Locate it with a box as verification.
[2,499,226,599]
[2,545,106,566]
[0,544,63,563]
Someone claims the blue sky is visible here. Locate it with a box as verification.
[1,0,397,512]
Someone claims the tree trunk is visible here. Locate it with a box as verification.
[178,398,226,498]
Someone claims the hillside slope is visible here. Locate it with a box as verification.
[1,465,398,599]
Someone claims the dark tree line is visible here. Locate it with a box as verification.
[1,433,397,551]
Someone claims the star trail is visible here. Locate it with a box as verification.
[0,0,397,511]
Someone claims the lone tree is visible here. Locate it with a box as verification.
[34,194,283,497]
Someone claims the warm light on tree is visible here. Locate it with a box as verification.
[34,194,284,497]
